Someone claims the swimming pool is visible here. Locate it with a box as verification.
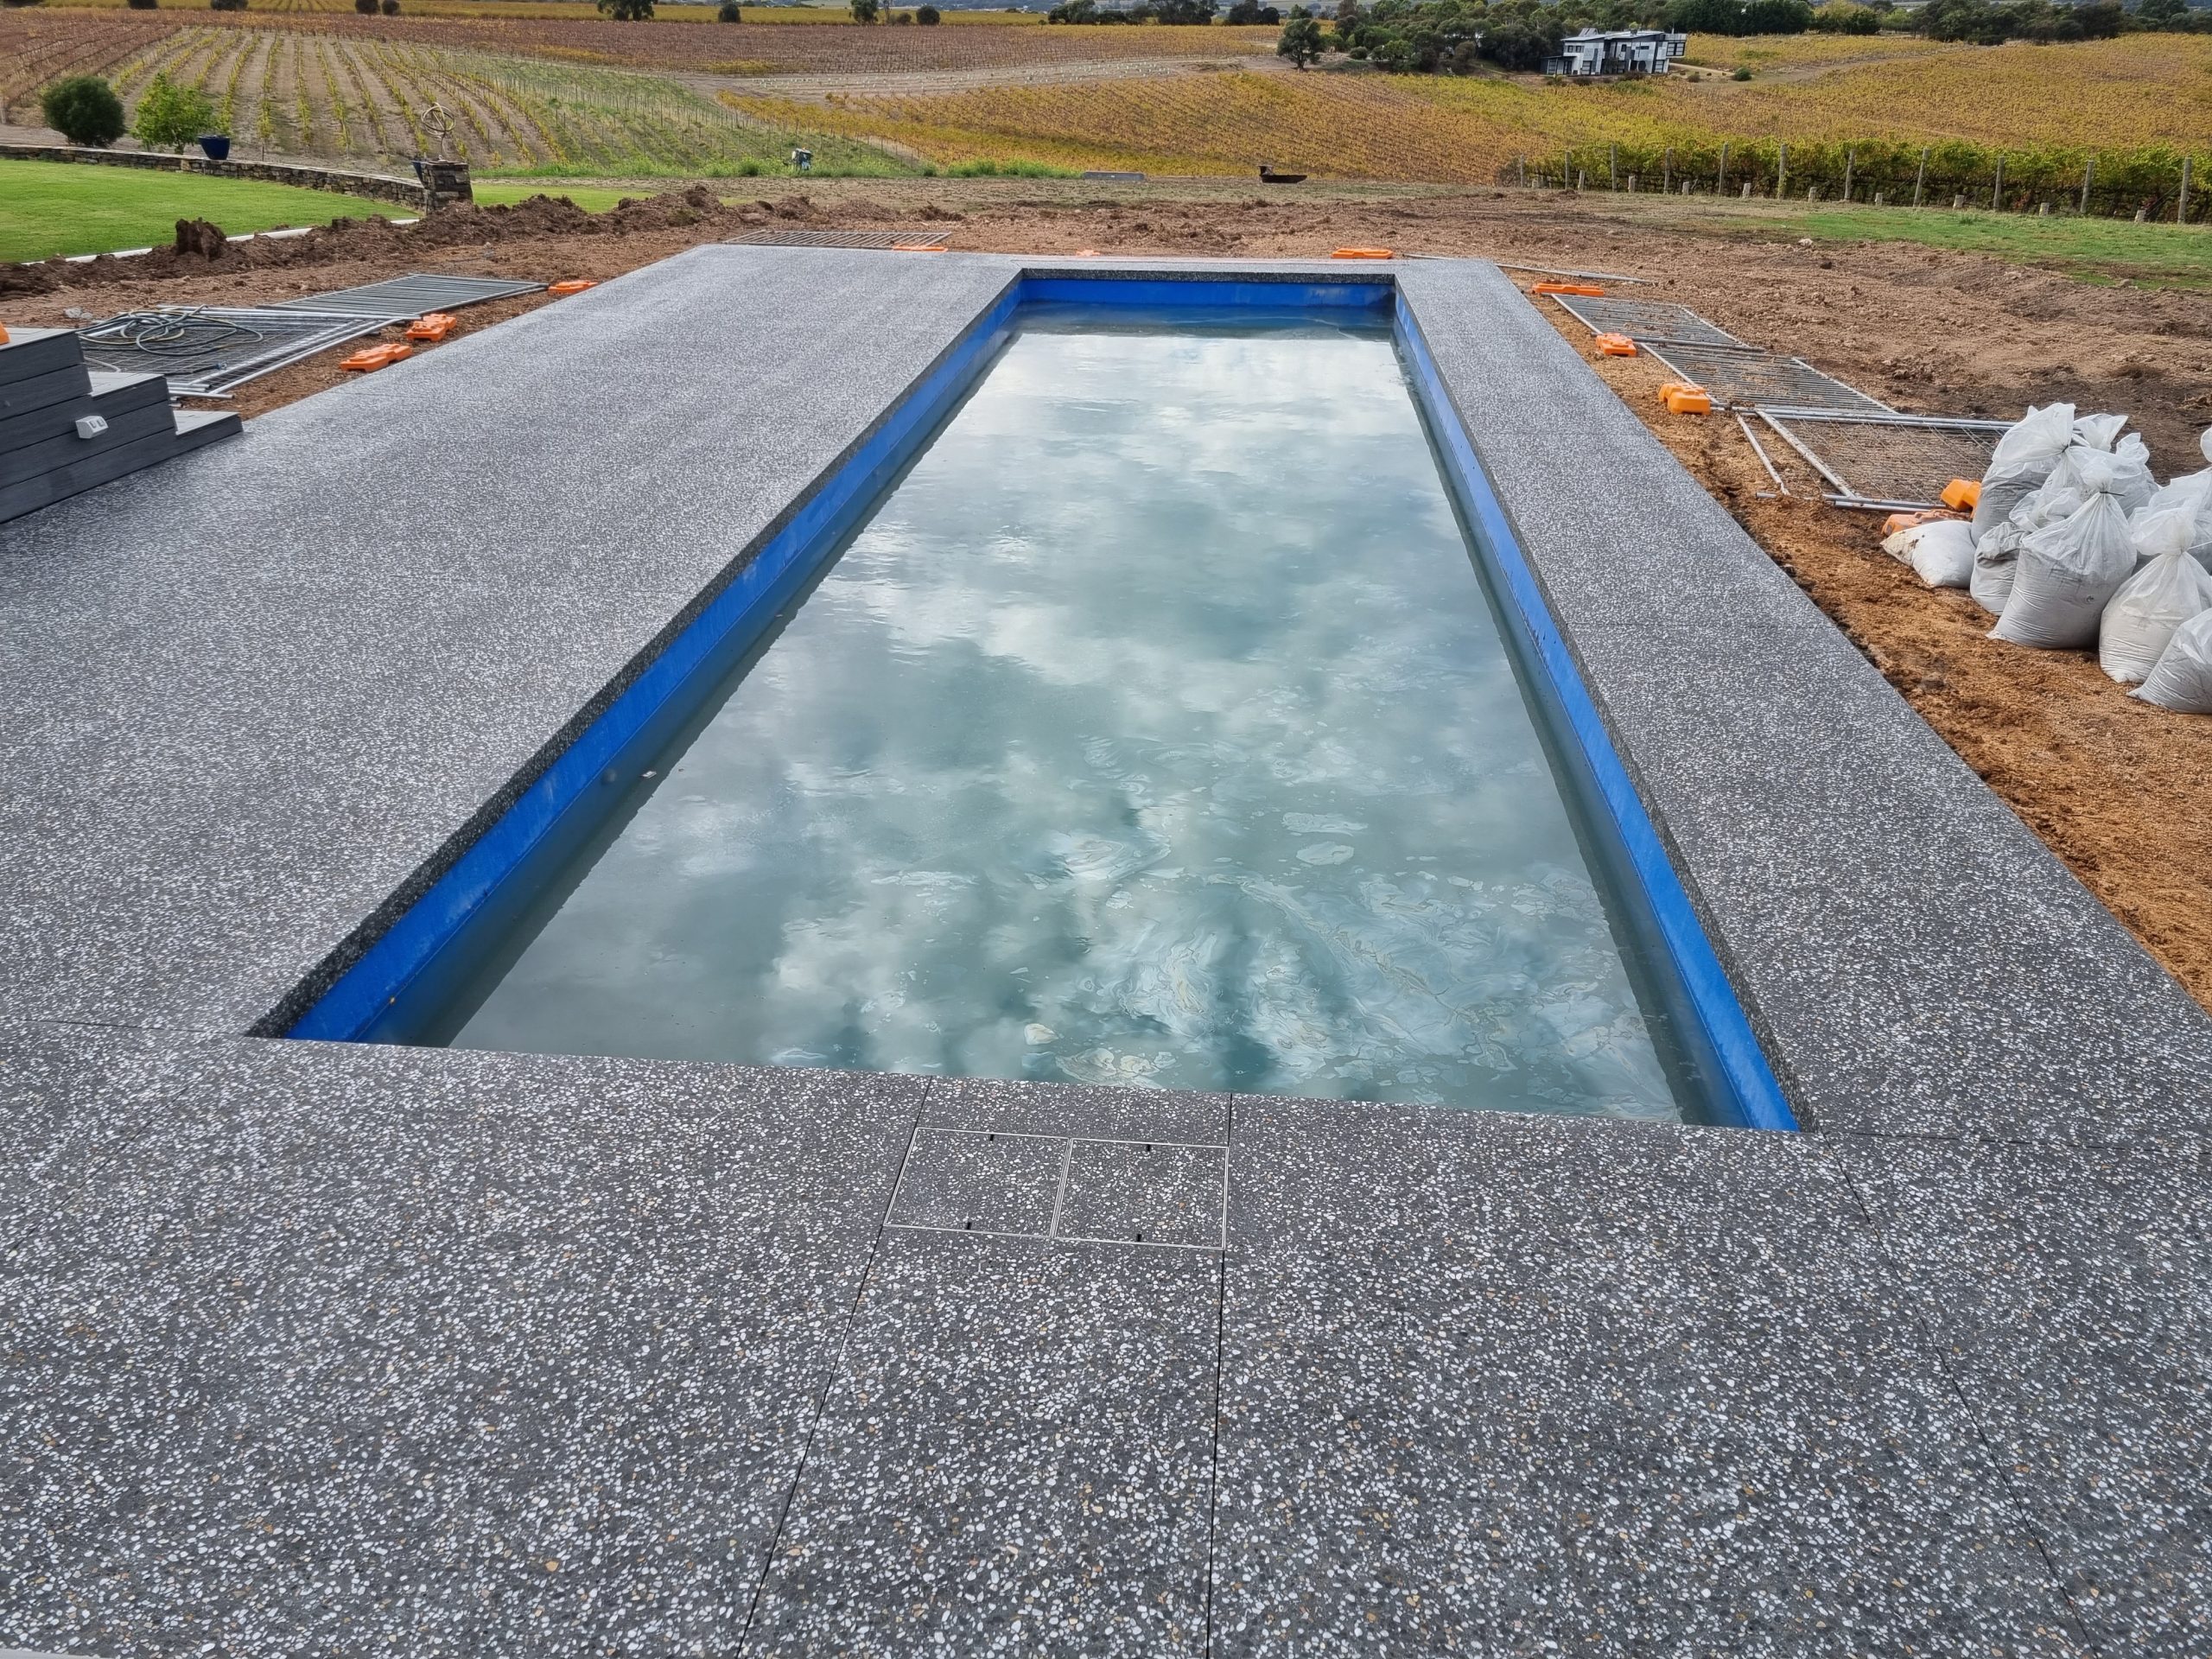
[294,276,1790,1130]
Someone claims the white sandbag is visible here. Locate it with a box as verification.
[2072,411,2129,451]
[1972,486,2077,614]
[1908,519,1978,588]
[2132,609,2212,713]
[2109,433,2157,517]
[2100,507,2212,683]
[1972,403,2074,538]
[2135,433,2212,571]
[1992,455,2139,648]
[1971,520,2024,614]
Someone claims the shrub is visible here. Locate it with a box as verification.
[916,3,939,17]
[1810,0,1881,28]
[1732,63,1751,76]
[40,75,125,145]
[134,72,222,149]
[596,0,653,16]
[126,0,159,10]
[355,0,375,11]
[379,0,398,13]
[717,0,741,16]
[208,0,247,11]
[849,0,879,18]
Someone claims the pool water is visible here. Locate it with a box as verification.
[431,306,1697,1121]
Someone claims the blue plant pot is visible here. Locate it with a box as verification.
[199,136,232,162]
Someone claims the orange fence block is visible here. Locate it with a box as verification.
[548,280,596,296]
[1594,332,1637,357]
[1940,477,1983,511]
[1664,387,1713,416]
[1531,281,1606,296]
[1332,247,1395,259]
[405,313,458,342]
[339,342,412,372]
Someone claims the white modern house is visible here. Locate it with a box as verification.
[1543,28,1690,75]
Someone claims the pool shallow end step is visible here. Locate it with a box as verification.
[0,326,239,525]
[3,249,2212,1658]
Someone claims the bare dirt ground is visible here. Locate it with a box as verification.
[6,177,2209,1009]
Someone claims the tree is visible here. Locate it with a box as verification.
[1277,11,1324,60]
[849,0,879,19]
[916,2,940,16]
[133,72,220,149]
[1479,15,1555,65]
[596,0,653,17]
[40,75,125,146]
[717,0,741,16]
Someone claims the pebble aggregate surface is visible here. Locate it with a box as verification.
[3,251,2208,1656]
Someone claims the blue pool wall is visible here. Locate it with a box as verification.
[288,269,1796,1135]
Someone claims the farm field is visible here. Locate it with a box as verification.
[44,0,1046,16]
[741,35,2212,191]
[1,7,1268,94]
[3,10,2204,204]
[29,22,915,174]
[0,155,391,261]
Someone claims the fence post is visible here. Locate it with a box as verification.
[2081,156,2093,216]
[1777,142,1787,199]
[1517,154,1526,187]
[1843,145,1853,203]
[1609,143,1618,189]
[1991,154,2003,211]
[1718,140,1729,194]
[1913,147,1927,208]
[2179,155,2192,224]
[1663,146,1672,194]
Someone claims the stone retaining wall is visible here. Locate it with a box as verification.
[1,144,425,210]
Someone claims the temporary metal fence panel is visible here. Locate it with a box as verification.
[75,307,392,397]
[1643,341,1891,415]
[729,229,952,250]
[275,274,545,319]
[1755,408,2012,511]
[1550,295,1745,348]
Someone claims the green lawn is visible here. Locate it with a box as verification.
[1641,195,2212,287]
[0,158,397,264]
[474,182,637,213]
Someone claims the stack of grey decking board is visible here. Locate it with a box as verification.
[1,326,239,525]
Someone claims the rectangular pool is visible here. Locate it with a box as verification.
[298,278,1788,1129]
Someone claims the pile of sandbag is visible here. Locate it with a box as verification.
[1943,409,2212,714]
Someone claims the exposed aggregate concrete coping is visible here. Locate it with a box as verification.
[2,248,2208,1656]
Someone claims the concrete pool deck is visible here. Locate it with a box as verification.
[2,247,2208,1655]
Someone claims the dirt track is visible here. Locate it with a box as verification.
[6,178,2209,1010]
